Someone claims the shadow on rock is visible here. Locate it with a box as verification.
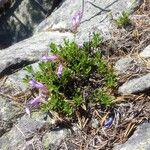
[0,0,63,49]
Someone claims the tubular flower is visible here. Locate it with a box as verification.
[72,11,83,29]
[29,79,46,90]
[56,63,63,78]
[104,117,113,128]
[28,94,46,108]
[25,94,47,116]
[41,54,59,61]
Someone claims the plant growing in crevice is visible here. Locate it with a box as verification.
[114,11,130,28]
[23,33,117,119]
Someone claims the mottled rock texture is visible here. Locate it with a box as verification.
[36,0,143,43]
[113,123,150,150]
[140,44,150,58]
[0,0,63,48]
[0,111,54,150]
[119,73,150,94]
[114,57,135,74]
[0,32,74,77]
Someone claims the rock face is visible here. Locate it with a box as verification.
[0,0,63,48]
[0,111,63,150]
[0,96,23,137]
[119,73,150,94]
[0,0,143,77]
[36,0,143,43]
[0,62,40,96]
[0,31,74,77]
[114,57,135,74]
[113,123,150,150]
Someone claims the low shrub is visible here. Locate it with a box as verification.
[23,33,117,118]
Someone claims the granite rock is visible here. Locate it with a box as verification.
[36,0,143,44]
[0,96,23,137]
[0,62,40,96]
[118,73,150,94]
[0,31,74,77]
[114,57,135,74]
[42,128,70,149]
[139,44,150,59]
[0,109,70,150]
[113,123,150,150]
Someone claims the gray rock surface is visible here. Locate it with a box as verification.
[0,70,28,96]
[0,31,74,77]
[42,128,70,149]
[0,62,40,96]
[0,96,23,136]
[113,123,150,150]
[119,73,150,94]
[139,45,150,58]
[0,0,143,77]
[36,0,143,43]
[0,111,69,150]
[114,57,135,74]
[0,0,63,48]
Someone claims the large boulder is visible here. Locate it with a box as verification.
[0,31,74,77]
[0,0,143,77]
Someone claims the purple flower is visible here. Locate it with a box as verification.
[41,55,59,61]
[72,11,83,29]
[25,94,47,116]
[104,117,113,128]
[56,63,63,77]
[28,94,45,108]
[29,79,46,90]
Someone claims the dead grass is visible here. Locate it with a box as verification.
[58,94,150,150]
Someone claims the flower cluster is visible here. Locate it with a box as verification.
[26,54,64,116]
[42,54,64,78]
[23,33,117,118]
[25,80,47,116]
